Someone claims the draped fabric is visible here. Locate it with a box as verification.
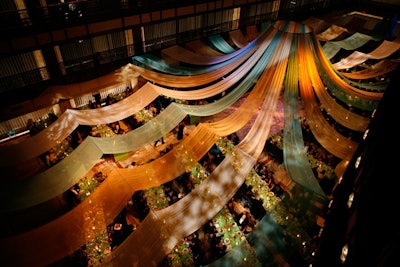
[368,38,400,58]
[331,50,371,69]
[160,33,259,66]
[0,30,288,263]
[0,28,273,166]
[129,30,268,88]
[16,64,139,108]
[307,44,371,132]
[134,31,277,96]
[302,17,331,34]
[322,41,343,59]
[300,34,358,161]
[0,19,389,267]
[104,148,257,267]
[0,28,286,211]
[208,34,237,54]
[209,212,288,266]
[316,24,348,41]
[0,27,279,178]
[332,38,400,70]
[322,32,375,60]
[341,77,389,91]
[327,32,375,50]
[339,59,399,80]
[133,37,257,76]
[0,31,286,212]
[132,53,209,76]
[312,33,383,110]
[0,83,160,168]
[283,34,326,197]
[106,26,293,267]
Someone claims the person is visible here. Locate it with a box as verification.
[45,148,58,166]
[27,118,40,136]
[70,129,84,149]
[228,132,240,145]
[93,93,101,106]
[94,171,105,182]
[66,184,81,208]
[148,103,158,116]
[106,93,115,105]
[88,100,96,109]
[177,121,185,140]
[154,136,165,146]
[112,123,123,134]
[47,113,58,123]
[238,213,248,226]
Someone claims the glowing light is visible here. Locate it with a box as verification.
[347,193,354,208]
[355,156,361,168]
[340,244,348,263]
[363,129,369,140]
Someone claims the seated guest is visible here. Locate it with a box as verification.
[112,123,124,134]
[177,121,185,140]
[94,171,106,182]
[27,118,40,136]
[45,148,58,167]
[106,93,116,105]
[88,100,96,109]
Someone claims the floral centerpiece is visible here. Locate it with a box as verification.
[144,186,169,210]
[84,230,112,266]
[245,170,281,214]
[54,138,74,161]
[134,109,153,123]
[216,137,235,156]
[212,208,244,250]
[189,162,209,186]
[79,175,101,200]
[167,239,195,267]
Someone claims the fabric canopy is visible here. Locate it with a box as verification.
[1,20,386,267]
[332,38,400,70]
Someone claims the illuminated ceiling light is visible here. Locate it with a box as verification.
[355,156,361,168]
[347,192,354,208]
[363,129,369,140]
[340,244,349,263]
[328,199,333,208]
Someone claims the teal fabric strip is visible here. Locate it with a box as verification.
[322,32,376,59]
[283,34,326,197]
[208,34,236,54]
[322,41,342,59]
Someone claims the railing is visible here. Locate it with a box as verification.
[0,68,47,94]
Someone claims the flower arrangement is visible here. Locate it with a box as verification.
[213,208,244,249]
[84,230,112,266]
[144,186,169,210]
[167,239,195,267]
[189,162,209,186]
[134,109,153,123]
